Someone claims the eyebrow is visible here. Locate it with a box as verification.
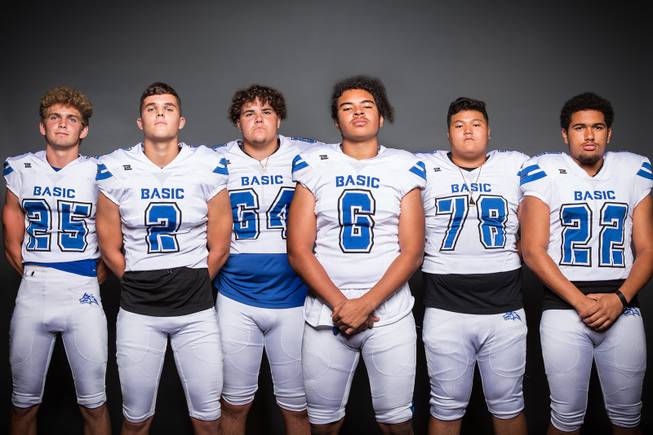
[339,99,376,108]
[571,122,606,127]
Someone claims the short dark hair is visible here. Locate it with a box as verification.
[330,75,394,123]
[447,97,488,127]
[228,85,287,125]
[560,92,614,130]
[39,86,93,127]
[139,82,181,114]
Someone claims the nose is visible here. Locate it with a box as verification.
[584,127,594,140]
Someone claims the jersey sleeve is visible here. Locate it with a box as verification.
[202,147,229,201]
[95,155,126,205]
[291,152,319,194]
[633,156,653,206]
[3,158,21,196]
[518,156,552,206]
[400,157,427,197]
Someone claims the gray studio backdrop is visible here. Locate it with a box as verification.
[1,1,651,434]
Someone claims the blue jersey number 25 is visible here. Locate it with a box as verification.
[22,199,92,252]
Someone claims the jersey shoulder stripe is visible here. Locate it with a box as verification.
[409,161,427,180]
[3,160,14,176]
[518,163,547,185]
[636,161,653,180]
[291,154,309,172]
[95,163,113,180]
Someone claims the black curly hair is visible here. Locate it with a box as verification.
[560,92,613,130]
[330,75,394,123]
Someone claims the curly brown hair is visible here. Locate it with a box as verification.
[39,86,93,126]
[228,85,287,125]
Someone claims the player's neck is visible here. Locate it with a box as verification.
[241,137,279,161]
[143,138,181,168]
[449,152,487,169]
[573,157,604,177]
[341,138,380,160]
[45,143,80,168]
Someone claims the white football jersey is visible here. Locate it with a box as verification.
[3,151,99,264]
[96,143,227,272]
[419,150,527,274]
[217,135,317,308]
[520,151,652,281]
[292,144,426,325]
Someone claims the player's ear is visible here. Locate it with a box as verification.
[487,126,491,140]
[561,128,569,145]
[79,125,89,140]
[137,117,144,131]
[606,128,612,144]
[178,116,186,130]
[39,121,46,136]
[379,115,384,129]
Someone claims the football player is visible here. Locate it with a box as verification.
[418,97,528,435]
[215,85,312,435]
[3,86,110,435]
[288,76,425,435]
[520,92,653,434]
[95,82,232,435]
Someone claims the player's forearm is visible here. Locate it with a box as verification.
[100,248,125,278]
[363,248,423,309]
[522,246,586,309]
[207,248,229,280]
[288,248,346,308]
[4,245,23,275]
[619,249,653,303]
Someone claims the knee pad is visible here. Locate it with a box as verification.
[550,404,585,433]
[606,402,641,429]
[276,389,307,413]
[11,391,42,409]
[429,397,467,421]
[221,386,257,407]
[376,402,413,424]
[77,391,107,409]
[307,404,346,425]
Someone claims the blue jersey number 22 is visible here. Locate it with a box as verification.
[560,202,628,267]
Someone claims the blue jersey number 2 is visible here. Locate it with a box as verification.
[560,202,628,267]
[145,202,182,253]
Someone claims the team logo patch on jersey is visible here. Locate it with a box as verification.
[320,154,329,160]
[433,167,441,172]
[24,162,32,168]
[623,307,641,317]
[79,292,99,306]
[123,164,132,171]
[558,168,567,174]
[503,311,521,321]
